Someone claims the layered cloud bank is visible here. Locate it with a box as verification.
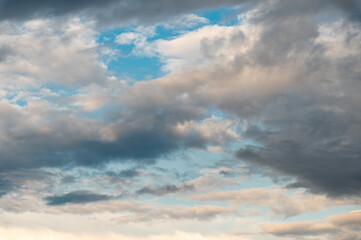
[262,210,361,239]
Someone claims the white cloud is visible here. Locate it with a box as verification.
[0,18,106,89]
[197,116,239,144]
[163,14,209,30]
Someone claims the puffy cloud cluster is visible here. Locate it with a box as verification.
[0,18,104,88]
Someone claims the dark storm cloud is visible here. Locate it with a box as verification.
[1,0,358,27]
[0,0,256,25]
[67,101,207,166]
[236,90,361,197]
[0,0,113,21]
[45,190,111,205]
[0,100,208,171]
[252,0,361,23]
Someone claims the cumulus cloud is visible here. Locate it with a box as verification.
[0,18,105,88]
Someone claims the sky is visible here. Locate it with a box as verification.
[0,0,360,239]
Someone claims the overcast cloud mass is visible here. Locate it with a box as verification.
[0,0,360,240]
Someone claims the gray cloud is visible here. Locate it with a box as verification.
[0,99,209,171]
[1,0,358,27]
[233,28,361,196]
[45,190,111,206]
[1,0,359,27]
[136,184,194,196]
[252,0,361,23]
[0,179,13,197]
[0,0,115,21]
[0,44,13,62]
[106,168,140,178]
[0,0,255,26]
[236,89,361,197]
[0,169,53,199]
